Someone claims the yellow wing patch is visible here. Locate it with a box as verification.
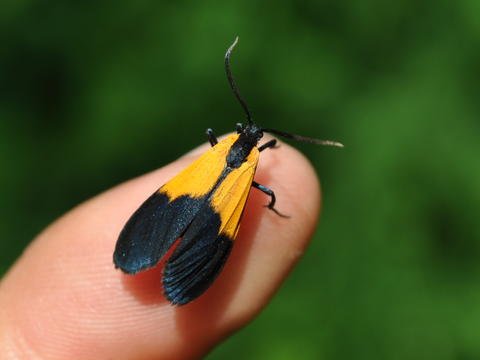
[211,147,260,239]
[160,134,239,200]
[160,133,259,240]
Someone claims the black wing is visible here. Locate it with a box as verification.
[113,192,206,274]
[162,201,233,305]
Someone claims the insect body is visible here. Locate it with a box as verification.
[113,37,342,305]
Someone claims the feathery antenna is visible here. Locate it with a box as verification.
[225,36,253,124]
[262,128,344,148]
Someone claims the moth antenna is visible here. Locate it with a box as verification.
[225,36,253,125]
[262,128,344,148]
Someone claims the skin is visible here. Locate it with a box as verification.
[0,136,321,359]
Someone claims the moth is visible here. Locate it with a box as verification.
[113,37,342,305]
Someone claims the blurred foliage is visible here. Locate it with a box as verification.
[1,0,480,359]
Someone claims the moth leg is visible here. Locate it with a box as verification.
[206,128,218,146]
[252,181,290,218]
[258,139,278,152]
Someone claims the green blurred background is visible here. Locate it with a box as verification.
[1,0,480,359]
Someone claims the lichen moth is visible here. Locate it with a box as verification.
[113,37,343,305]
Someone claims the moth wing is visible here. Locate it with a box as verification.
[163,149,259,304]
[113,135,239,274]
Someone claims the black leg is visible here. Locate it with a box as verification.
[252,181,290,218]
[258,139,278,152]
[206,128,218,146]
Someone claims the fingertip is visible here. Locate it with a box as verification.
[254,138,322,244]
[0,136,323,359]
